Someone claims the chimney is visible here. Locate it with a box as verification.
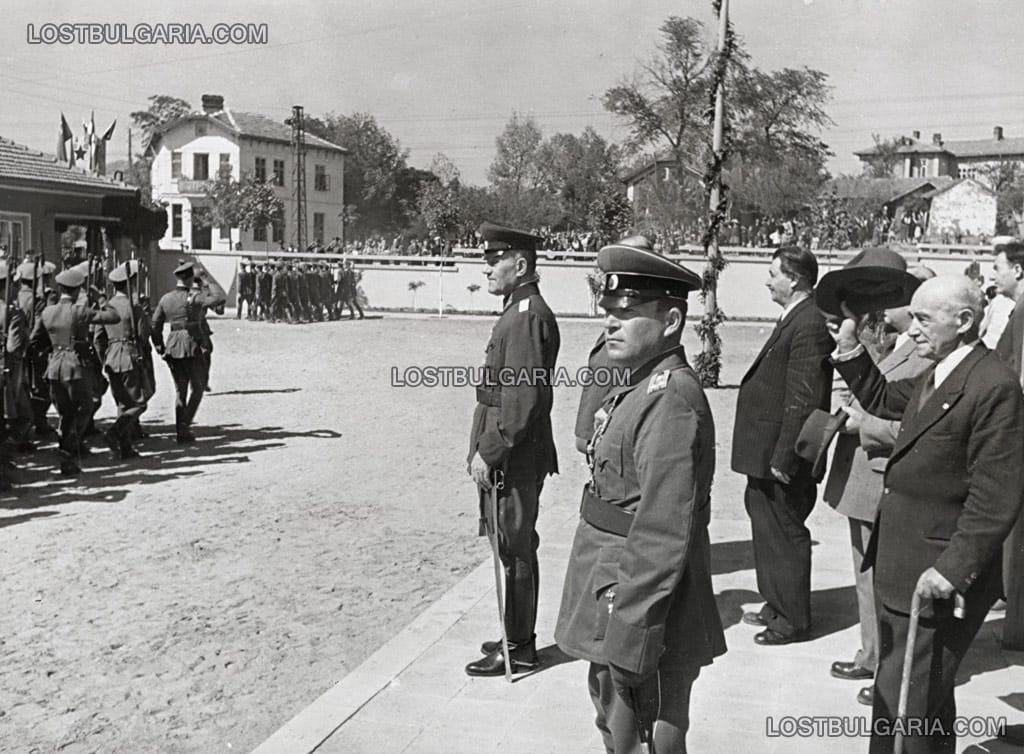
[910,130,920,140]
[994,125,1004,141]
[932,132,942,145]
[201,94,224,114]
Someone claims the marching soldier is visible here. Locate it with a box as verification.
[319,263,334,321]
[237,261,256,320]
[28,267,120,475]
[270,261,290,323]
[555,237,726,752]
[342,260,364,320]
[19,261,57,439]
[101,262,150,459]
[307,263,322,322]
[3,263,34,453]
[288,263,304,323]
[465,222,560,677]
[256,263,272,321]
[150,261,226,444]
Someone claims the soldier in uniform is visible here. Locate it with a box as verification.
[191,276,219,392]
[150,261,226,443]
[20,261,57,439]
[342,261,364,320]
[237,261,256,320]
[101,262,150,459]
[319,263,334,321]
[3,263,35,453]
[306,263,322,322]
[256,263,272,321]
[554,237,726,752]
[288,263,305,323]
[270,261,290,323]
[465,222,560,677]
[28,267,120,475]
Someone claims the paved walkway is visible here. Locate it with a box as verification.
[253,494,1024,754]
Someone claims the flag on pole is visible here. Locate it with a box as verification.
[57,113,73,164]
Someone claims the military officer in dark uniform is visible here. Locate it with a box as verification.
[18,261,56,439]
[555,237,726,753]
[150,261,226,443]
[466,222,560,677]
[101,262,150,459]
[28,268,120,475]
[236,261,256,320]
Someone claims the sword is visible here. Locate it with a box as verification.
[483,470,512,683]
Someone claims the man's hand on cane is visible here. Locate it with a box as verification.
[915,567,955,600]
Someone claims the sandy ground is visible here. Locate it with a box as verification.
[0,312,770,754]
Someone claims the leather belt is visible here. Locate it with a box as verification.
[170,322,199,331]
[580,485,633,537]
[475,386,501,407]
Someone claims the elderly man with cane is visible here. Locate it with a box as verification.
[828,274,1024,753]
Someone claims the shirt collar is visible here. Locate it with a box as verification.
[780,292,809,321]
[933,341,978,389]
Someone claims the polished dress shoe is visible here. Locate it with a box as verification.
[830,661,874,681]
[857,686,874,706]
[754,628,804,646]
[465,642,538,677]
[742,612,767,627]
[480,639,502,655]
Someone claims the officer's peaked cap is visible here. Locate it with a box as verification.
[477,222,543,253]
[108,260,140,283]
[174,260,195,276]
[598,236,702,308]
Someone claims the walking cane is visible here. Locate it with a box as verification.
[894,592,966,754]
[483,470,513,683]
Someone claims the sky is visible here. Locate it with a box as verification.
[1,0,1021,185]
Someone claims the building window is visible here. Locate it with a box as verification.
[254,224,267,242]
[273,159,285,187]
[219,153,231,178]
[314,164,330,191]
[272,220,284,244]
[0,215,28,257]
[193,153,209,181]
[219,226,231,240]
[171,151,182,179]
[171,204,183,238]
[255,156,267,182]
[313,212,324,242]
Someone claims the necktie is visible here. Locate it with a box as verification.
[918,371,936,410]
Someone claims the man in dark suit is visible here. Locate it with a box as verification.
[824,265,934,703]
[990,239,1024,649]
[831,275,1024,753]
[466,222,560,677]
[732,245,833,644]
[556,237,725,752]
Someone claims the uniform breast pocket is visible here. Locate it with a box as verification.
[595,436,626,500]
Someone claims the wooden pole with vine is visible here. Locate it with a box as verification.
[695,0,732,388]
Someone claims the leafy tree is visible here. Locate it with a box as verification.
[193,168,284,250]
[408,280,425,308]
[861,134,903,178]
[488,113,545,196]
[125,94,193,209]
[537,128,623,228]
[979,161,1024,235]
[586,185,634,248]
[417,178,461,240]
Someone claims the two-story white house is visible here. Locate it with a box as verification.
[147,94,348,253]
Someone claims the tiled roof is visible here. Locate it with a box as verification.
[941,137,1024,158]
[151,109,348,154]
[853,139,951,157]
[0,137,137,192]
[921,177,996,200]
[820,176,954,202]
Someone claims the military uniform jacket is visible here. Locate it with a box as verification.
[1,296,30,358]
[102,293,148,373]
[151,282,226,359]
[555,347,726,675]
[467,281,560,480]
[270,270,287,301]
[29,296,120,382]
[835,345,1024,614]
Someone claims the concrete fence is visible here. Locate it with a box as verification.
[148,245,997,321]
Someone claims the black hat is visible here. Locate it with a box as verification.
[597,236,702,309]
[815,247,921,316]
[477,222,543,253]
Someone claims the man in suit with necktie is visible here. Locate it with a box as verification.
[823,261,934,704]
[732,245,833,644]
[831,275,1024,753]
[990,239,1024,649]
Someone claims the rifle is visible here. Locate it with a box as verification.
[123,260,139,352]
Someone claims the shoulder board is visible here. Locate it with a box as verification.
[647,370,670,394]
[519,299,530,313]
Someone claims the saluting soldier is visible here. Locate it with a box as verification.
[555,237,726,752]
[28,267,120,475]
[150,261,226,443]
[465,222,560,677]
[100,262,151,459]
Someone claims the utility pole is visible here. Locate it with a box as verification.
[701,0,729,386]
[128,128,133,170]
[288,105,308,254]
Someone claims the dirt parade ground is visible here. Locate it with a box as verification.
[0,312,768,754]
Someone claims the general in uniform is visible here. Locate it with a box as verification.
[555,237,725,753]
[28,268,120,475]
[466,222,560,677]
[150,261,226,443]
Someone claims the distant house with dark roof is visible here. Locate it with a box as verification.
[0,135,154,260]
[146,94,348,252]
[854,127,1024,182]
